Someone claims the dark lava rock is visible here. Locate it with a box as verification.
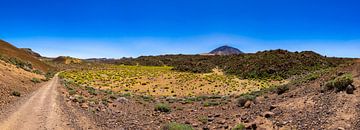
[346,85,355,94]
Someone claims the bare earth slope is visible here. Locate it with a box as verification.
[0,39,52,72]
[0,75,97,130]
[0,60,44,107]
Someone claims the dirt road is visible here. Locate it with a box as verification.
[0,75,90,130]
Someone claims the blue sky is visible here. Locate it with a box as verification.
[0,0,359,58]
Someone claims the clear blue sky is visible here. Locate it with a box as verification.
[0,0,359,58]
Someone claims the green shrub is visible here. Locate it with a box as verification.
[155,103,171,112]
[45,72,55,80]
[9,57,33,71]
[325,73,353,92]
[305,73,320,81]
[198,116,208,124]
[86,86,97,95]
[141,95,153,102]
[31,78,41,83]
[203,101,220,107]
[68,89,76,95]
[32,70,43,75]
[74,95,85,103]
[275,84,289,95]
[233,123,245,130]
[11,91,21,97]
[120,93,132,97]
[237,94,256,107]
[161,122,194,130]
[102,98,109,106]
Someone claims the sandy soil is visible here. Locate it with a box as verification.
[0,75,97,130]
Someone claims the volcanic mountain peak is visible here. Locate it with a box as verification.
[209,45,243,55]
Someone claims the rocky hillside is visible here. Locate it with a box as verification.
[53,56,82,64]
[0,40,53,72]
[20,48,42,58]
[0,60,44,108]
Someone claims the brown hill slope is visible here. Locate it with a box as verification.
[0,40,52,72]
[53,56,82,65]
[0,60,44,108]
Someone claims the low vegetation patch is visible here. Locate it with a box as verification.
[232,123,245,130]
[11,91,21,97]
[324,73,354,92]
[203,101,221,107]
[59,65,281,97]
[161,122,194,130]
[31,78,41,83]
[45,71,56,80]
[237,93,256,107]
[274,84,289,95]
[198,116,208,124]
[114,50,347,80]
[155,103,171,112]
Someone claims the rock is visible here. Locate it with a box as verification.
[244,101,252,108]
[337,127,345,130]
[246,123,257,129]
[217,119,226,124]
[346,85,355,94]
[69,96,75,100]
[255,96,265,103]
[279,126,293,130]
[192,123,199,127]
[270,105,277,111]
[116,97,129,103]
[214,114,221,117]
[166,96,177,101]
[263,111,275,118]
[208,117,215,122]
[81,103,89,109]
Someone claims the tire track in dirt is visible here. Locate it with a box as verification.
[0,75,70,130]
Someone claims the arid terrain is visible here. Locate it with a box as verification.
[0,40,359,130]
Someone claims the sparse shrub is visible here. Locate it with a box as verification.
[109,94,117,100]
[208,95,222,99]
[198,116,208,124]
[8,57,33,71]
[32,70,43,75]
[203,101,220,107]
[120,93,132,97]
[11,91,21,97]
[74,95,85,103]
[86,86,97,95]
[31,78,41,83]
[275,84,289,95]
[233,123,245,130]
[68,89,76,95]
[305,73,320,81]
[141,95,153,102]
[237,94,256,107]
[45,71,55,80]
[102,98,109,106]
[103,89,113,95]
[155,103,171,112]
[161,122,194,130]
[324,73,353,92]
